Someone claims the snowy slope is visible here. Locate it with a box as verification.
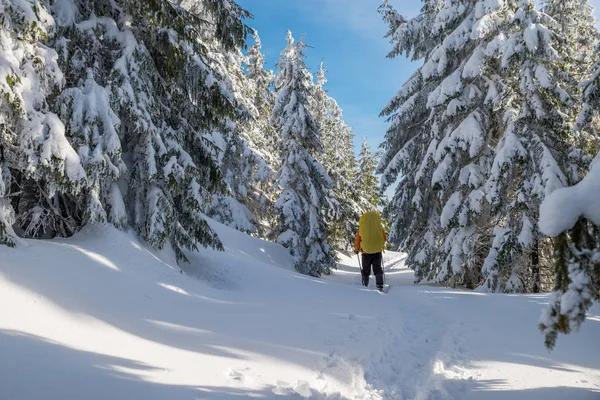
[0,221,599,399]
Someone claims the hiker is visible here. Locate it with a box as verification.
[354,211,387,290]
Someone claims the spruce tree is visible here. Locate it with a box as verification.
[311,63,362,252]
[57,70,126,228]
[247,30,279,172]
[205,44,263,235]
[272,31,336,276]
[245,30,279,237]
[207,28,283,236]
[378,0,444,284]
[0,0,253,262]
[538,42,600,349]
[379,0,593,291]
[482,0,590,292]
[0,0,87,240]
[356,137,383,213]
[379,0,503,287]
[66,0,249,262]
[539,216,600,349]
[542,0,599,159]
[542,0,599,81]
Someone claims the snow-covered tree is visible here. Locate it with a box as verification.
[272,31,336,276]
[421,0,514,290]
[379,0,591,292]
[576,43,600,135]
[311,62,362,252]
[247,30,279,172]
[482,0,591,292]
[538,156,600,349]
[542,0,600,154]
[356,137,383,215]
[206,28,281,236]
[205,46,261,235]
[57,69,126,228]
[0,0,87,240]
[378,0,444,284]
[0,161,15,246]
[245,30,279,237]
[0,0,253,262]
[379,0,503,288]
[538,41,600,349]
[542,0,599,81]
[71,0,250,261]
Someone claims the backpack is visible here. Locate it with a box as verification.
[358,211,385,254]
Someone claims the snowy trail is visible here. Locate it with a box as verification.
[1,222,599,399]
[327,253,600,400]
[325,254,474,400]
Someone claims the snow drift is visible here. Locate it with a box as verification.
[1,220,599,399]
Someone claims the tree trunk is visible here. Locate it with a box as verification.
[532,240,540,293]
[464,267,476,290]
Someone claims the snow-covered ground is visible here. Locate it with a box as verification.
[0,221,599,399]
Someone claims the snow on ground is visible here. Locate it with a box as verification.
[0,220,599,399]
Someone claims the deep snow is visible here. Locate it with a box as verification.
[0,220,598,399]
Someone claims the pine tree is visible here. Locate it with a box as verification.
[67,0,249,261]
[205,42,264,235]
[207,29,282,236]
[272,31,336,276]
[378,0,444,284]
[542,0,599,81]
[379,0,504,288]
[356,137,383,213]
[57,69,126,228]
[538,42,600,349]
[0,0,253,262]
[0,0,87,240]
[245,30,279,237]
[482,0,590,292]
[379,0,593,292]
[311,62,362,252]
[542,0,600,157]
[247,30,279,172]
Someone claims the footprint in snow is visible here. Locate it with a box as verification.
[227,367,251,384]
[272,380,294,396]
[272,380,313,398]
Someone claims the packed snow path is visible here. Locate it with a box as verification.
[329,253,600,399]
[1,222,599,399]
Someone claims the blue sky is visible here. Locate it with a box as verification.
[237,0,600,153]
[236,0,420,152]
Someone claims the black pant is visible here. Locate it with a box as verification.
[361,252,383,287]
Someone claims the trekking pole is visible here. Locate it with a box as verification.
[357,253,366,287]
[382,255,387,286]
